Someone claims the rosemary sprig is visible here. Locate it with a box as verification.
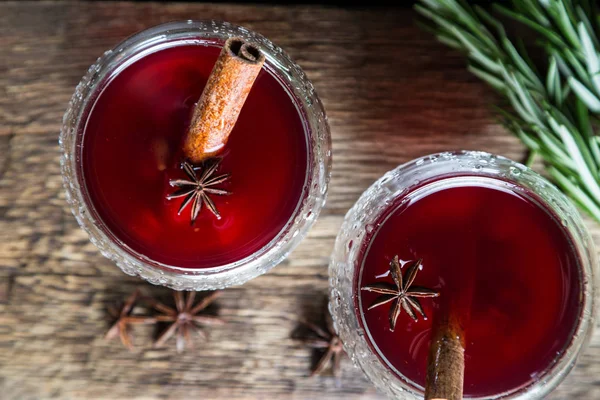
[416,0,600,222]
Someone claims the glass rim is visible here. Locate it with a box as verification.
[328,150,597,400]
[60,20,331,290]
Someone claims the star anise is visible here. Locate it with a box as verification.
[105,289,156,350]
[297,309,345,378]
[361,256,440,331]
[147,291,225,353]
[167,158,230,224]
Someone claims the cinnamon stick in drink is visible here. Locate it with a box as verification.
[425,314,465,400]
[183,37,265,163]
[425,235,475,400]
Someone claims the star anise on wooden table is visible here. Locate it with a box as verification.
[297,308,345,378]
[105,289,156,350]
[146,291,225,353]
[167,158,231,224]
[361,256,440,331]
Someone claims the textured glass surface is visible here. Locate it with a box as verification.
[329,151,597,399]
[60,21,331,290]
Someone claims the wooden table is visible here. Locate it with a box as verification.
[1,2,599,399]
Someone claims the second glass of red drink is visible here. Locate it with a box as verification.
[329,151,596,399]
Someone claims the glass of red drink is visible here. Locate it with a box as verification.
[60,21,331,290]
[329,151,597,399]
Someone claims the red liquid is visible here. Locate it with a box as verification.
[82,44,308,268]
[355,177,581,397]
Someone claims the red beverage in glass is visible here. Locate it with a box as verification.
[82,44,308,269]
[355,176,582,397]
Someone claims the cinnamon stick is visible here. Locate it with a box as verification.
[425,314,465,400]
[183,37,265,163]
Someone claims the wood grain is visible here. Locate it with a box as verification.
[1,1,599,399]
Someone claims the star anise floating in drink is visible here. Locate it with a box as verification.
[167,158,231,224]
[295,306,345,378]
[105,289,156,350]
[361,256,440,331]
[104,289,223,351]
[147,291,225,353]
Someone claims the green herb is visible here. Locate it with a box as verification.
[416,0,600,221]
